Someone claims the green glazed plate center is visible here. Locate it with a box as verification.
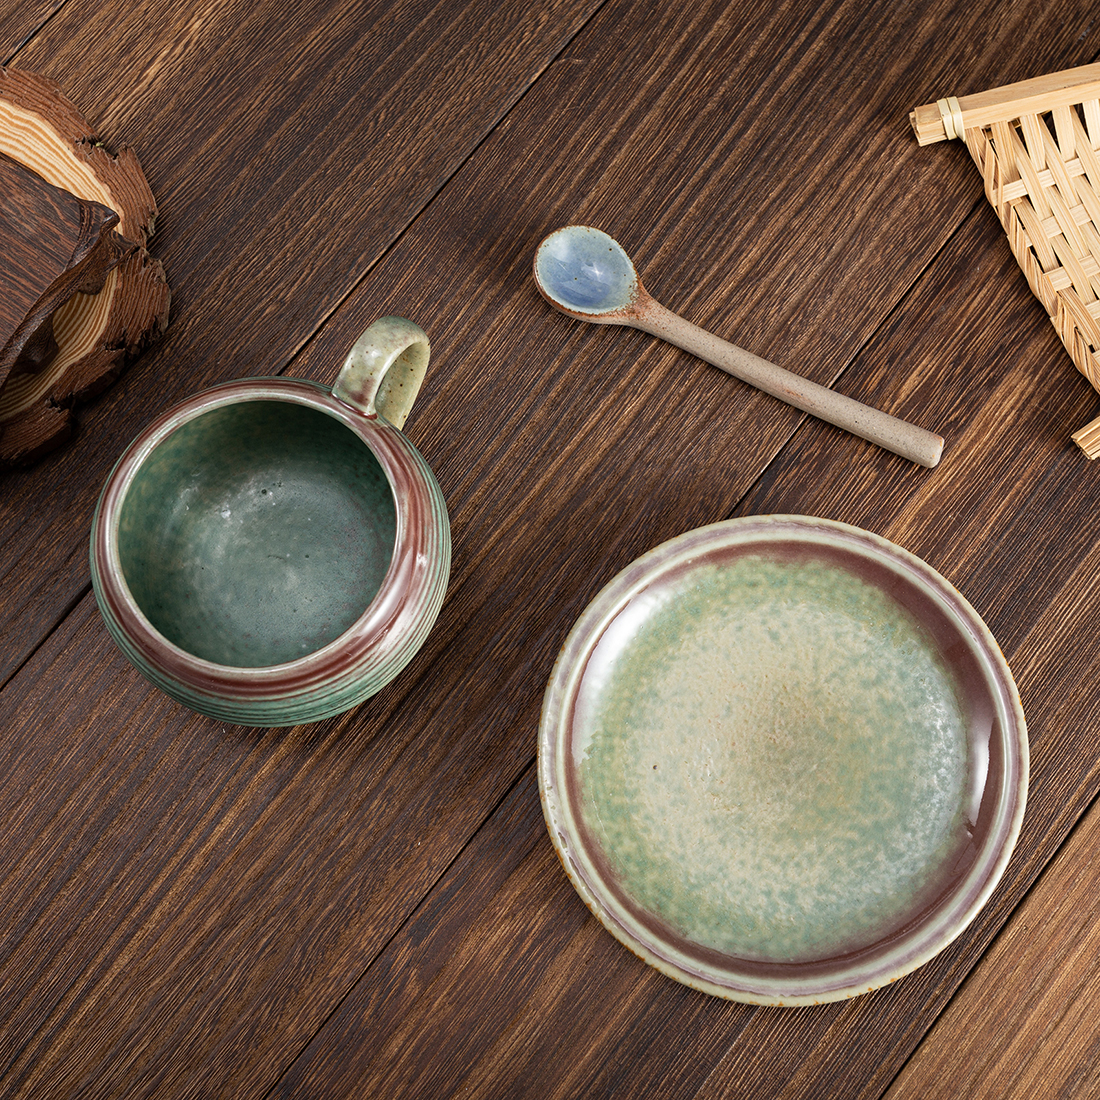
[575,553,972,963]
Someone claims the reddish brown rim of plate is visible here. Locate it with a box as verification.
[538,515,1028,1005]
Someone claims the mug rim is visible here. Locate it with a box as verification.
[91,376,437,697]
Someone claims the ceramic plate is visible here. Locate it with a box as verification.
[538,516,1027,1005]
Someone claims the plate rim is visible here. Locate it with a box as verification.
[537,515,1029,1006]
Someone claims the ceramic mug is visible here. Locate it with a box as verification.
[90,317,450,727]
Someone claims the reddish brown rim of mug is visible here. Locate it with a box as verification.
[92,377,442,700]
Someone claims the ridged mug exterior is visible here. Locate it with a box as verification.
[90,321,450,727]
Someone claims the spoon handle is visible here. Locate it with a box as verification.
[632,298,944,468]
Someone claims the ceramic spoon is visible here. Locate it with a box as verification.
[533,225,944,468]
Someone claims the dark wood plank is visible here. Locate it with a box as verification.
[0,3,64,63]
[272,213,1100,1100]
[0,0,602,683]
[690,291,1100,1100]
[277,0,1084,611]
[272,763,748,1100]
[3,0,1100,1098]
[886,784,1100,1098]
[0,594,511,1097]
[269,23,1100,1074]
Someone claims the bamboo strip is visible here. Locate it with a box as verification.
[1072,414,1100,453]
[910,63,1100,145]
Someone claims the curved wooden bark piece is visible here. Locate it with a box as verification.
[0,66,170,467]
[0,151,122,382]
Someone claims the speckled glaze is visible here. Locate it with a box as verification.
[90,318,450,727]
[539,516,1027,1005]
[533,225,640,321]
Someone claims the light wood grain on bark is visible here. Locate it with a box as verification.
[0,66,169,466]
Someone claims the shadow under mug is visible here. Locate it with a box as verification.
[90,316,450,727]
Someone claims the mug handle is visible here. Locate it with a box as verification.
[332,316,430,430]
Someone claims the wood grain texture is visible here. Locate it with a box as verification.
[886,673,1100,1098]
[271,1,1100,1077]
[2,0,1100,1097]
[263,198,1100,1100]
[0,3,63,64]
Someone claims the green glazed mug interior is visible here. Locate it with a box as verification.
[117,399,397,668]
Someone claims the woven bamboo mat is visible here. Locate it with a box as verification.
[912,63,1100,457]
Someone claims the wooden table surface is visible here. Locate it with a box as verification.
[3,1,1100,1097]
